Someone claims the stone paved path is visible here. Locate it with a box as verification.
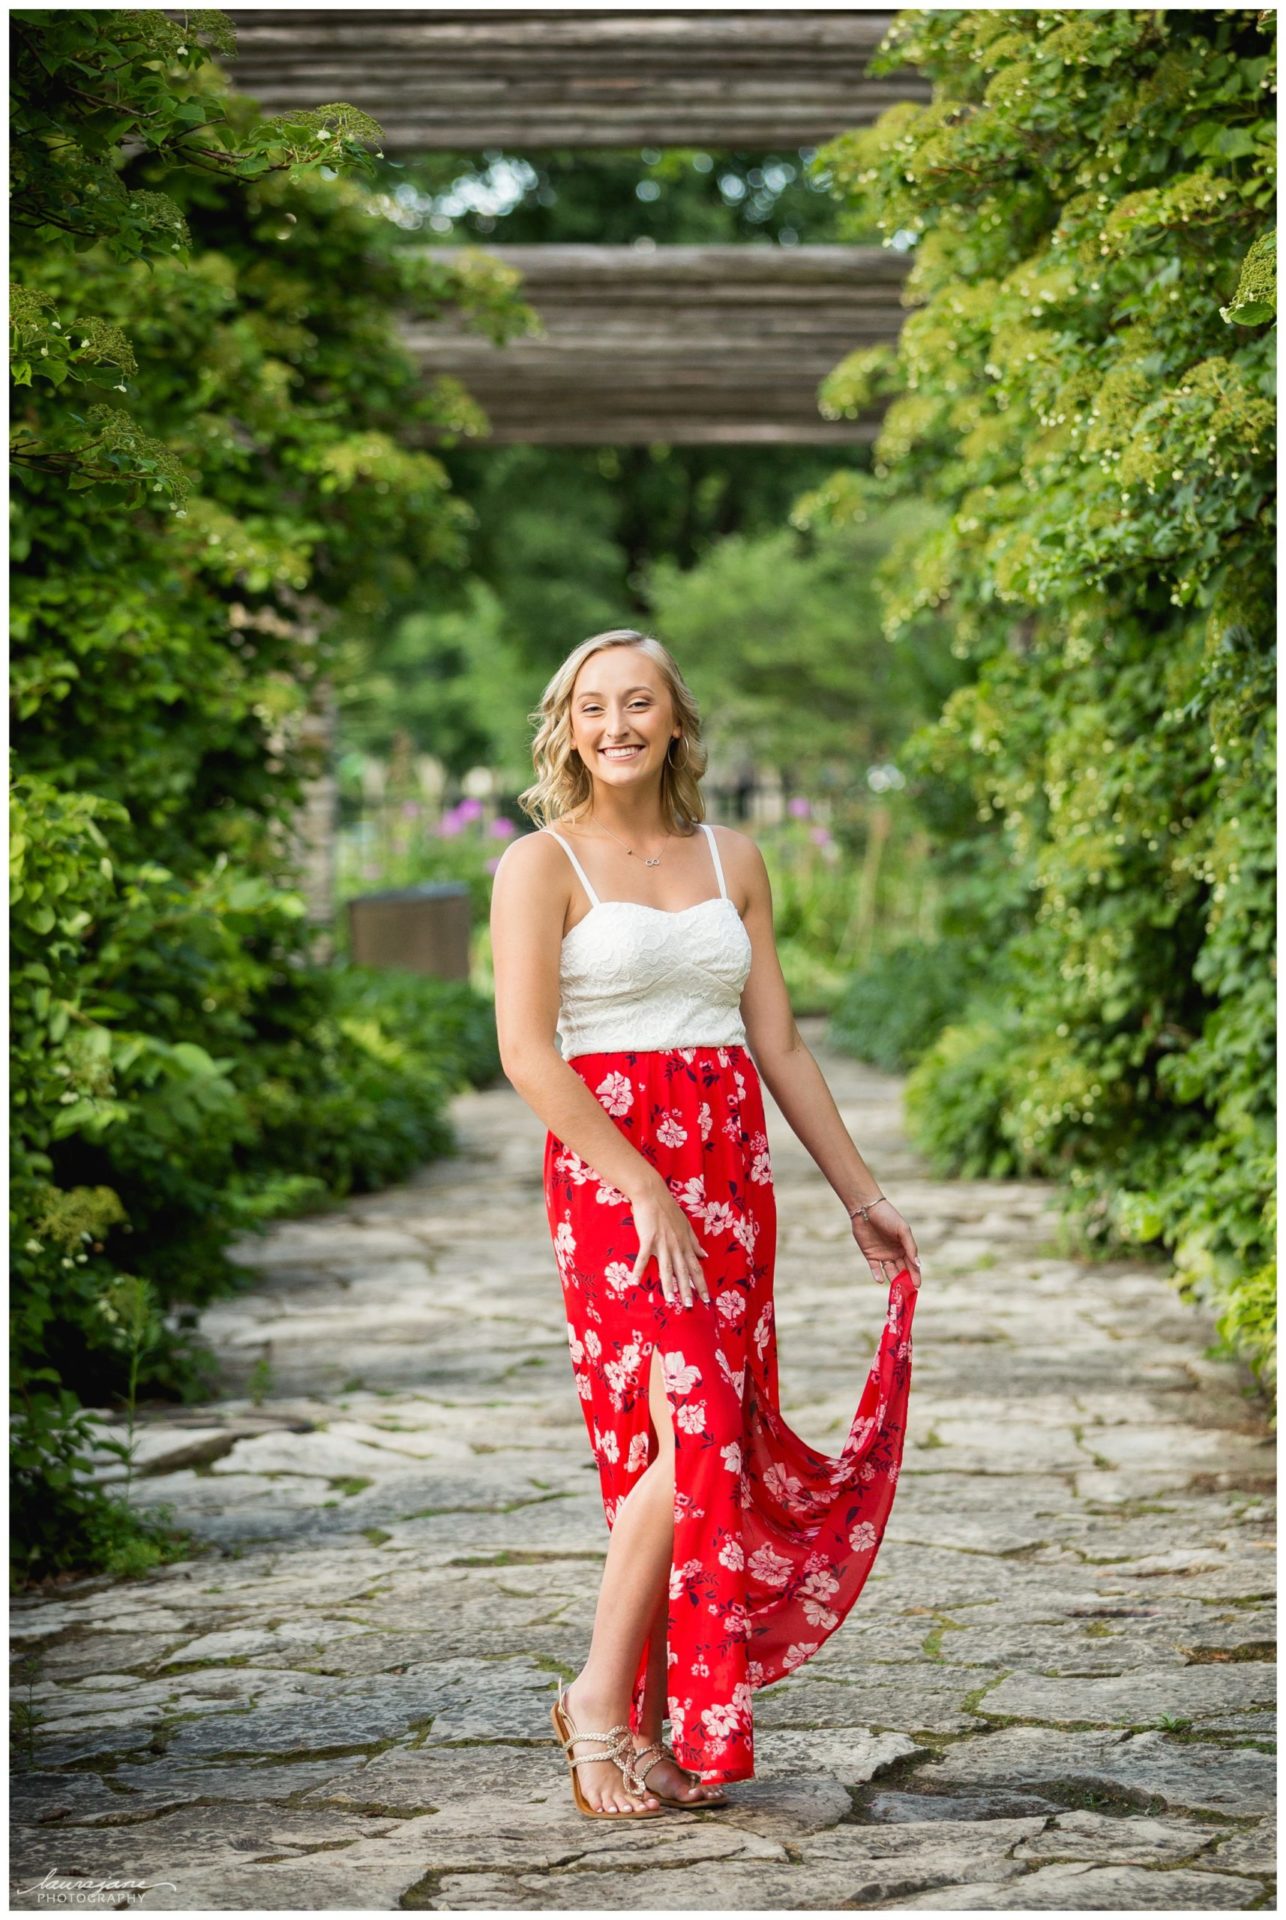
[10,1018,1276,1910]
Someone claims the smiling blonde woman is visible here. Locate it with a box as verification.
[490,628,921,1819]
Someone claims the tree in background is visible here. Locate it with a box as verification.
[803,9,1275,1391]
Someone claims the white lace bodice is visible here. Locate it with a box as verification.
[544,822,752,1058]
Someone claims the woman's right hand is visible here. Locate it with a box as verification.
[628,1176,710,1308]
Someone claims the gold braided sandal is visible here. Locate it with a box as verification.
[620,1738,729,1808]
[550,1682,667,1819]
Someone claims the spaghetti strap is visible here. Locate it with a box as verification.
[700,821,729,901]
[543,829,602,908]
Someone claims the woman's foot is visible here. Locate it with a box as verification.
[561,1678,662,1815]
[629,1731,726,1805]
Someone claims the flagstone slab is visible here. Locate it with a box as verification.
[919,1724,1274,1817]
[981,1662,1275,1726]
[889,1861,1262,1907]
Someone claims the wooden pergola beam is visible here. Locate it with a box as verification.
[404,243,906,444]
[222,9,927,148]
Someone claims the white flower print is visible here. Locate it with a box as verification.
[733,1069,746,1099]
[753,1302,774,1361]
[604,1349,641,1405]
[595,1070,634,1116]
[716,1290,745,1324]
[801,1596,839,1630]
[566,1323,584,1365]
[669,1557,704,1600]
[595,1180,628,1205]
[800,1562,839,1596]
[603,1259,637,1295]
[676,1399,706,1435]
[718,1535,745,1570]
[701,1697,742,1739]
[732,1211,759,1257]
[554,1147,596,1185]
[715,1351,746,1400]
[763,1461,808,1511]
[722,1601,749,1638]
[849,1519,878,1552]
[575,1371,593,1401]
[722,1113,742,1143]
[748,1660,765,1686]
[698,1100,713,1141]
[716,1047,730,1067]
[670,1174,707,1219]
[584,1328,601,1360]
[704,1200,736,1238]
[663,1352,702,1396]
[657,1108,688,1148]
[594,1423,620,1463]
[748,1542,792,1587]
[626,1429,651,1473]
[783,1640,820,1670]
[554,1218,576,1271]
[677,1047,697,1063]
[721,1439,743,1476]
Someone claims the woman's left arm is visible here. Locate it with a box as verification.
[730,828,921,1288]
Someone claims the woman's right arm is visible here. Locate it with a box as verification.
[490,831,708,1306]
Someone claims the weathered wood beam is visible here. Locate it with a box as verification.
[402,243,906,444]
[221,10,928,148]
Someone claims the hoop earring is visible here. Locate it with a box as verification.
[667,734,690,769]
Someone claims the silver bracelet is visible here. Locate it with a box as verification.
[846,1194,888,1224]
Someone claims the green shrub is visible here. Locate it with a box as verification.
[806,9,1275,1400]
[9,12,523,1583]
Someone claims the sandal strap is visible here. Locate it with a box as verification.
[566,1732,632,1771]
[618,1740,666,1794]
[554,1691,633,1764]
[620,1738,707,1794]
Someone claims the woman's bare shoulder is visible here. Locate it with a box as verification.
[707,821,766,871]
[492,826,570,894]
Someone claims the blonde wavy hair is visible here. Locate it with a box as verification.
[517,628,708,834]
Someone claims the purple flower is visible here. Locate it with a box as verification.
[437,809,463,838]
[457,796,484,822]
[787,796,812,819]
[489,816,517,840]
[809,825,833,847]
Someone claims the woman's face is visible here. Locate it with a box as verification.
[568,649,679,792]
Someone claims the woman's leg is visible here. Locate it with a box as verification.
[564,1347,722,1809]
[562,1344,671,1812]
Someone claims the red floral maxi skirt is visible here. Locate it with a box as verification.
[542,1041,917,1787]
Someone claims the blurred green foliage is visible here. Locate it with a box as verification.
[805,8,1276,1398]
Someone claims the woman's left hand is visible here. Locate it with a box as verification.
[849,1197,922,1289]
